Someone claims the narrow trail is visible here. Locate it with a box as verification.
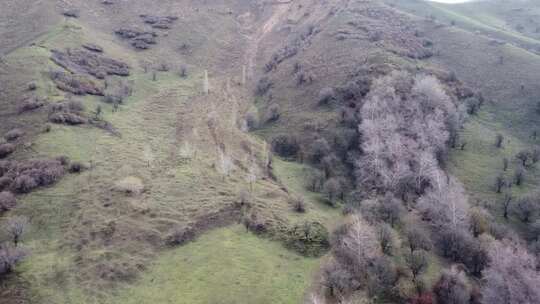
[167,1,293,172]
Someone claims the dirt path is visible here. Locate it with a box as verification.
[242,2,291,80]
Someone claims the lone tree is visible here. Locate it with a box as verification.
[495,134,504,148]
[494,174,506,193]
[512,195,538,223]
[502,192,512,220]
[4,216,29,246]
[503,157,509,171]
[323,178,341,206]
[514,166,525,186]
[516,150,530,167]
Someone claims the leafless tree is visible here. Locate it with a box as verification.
[512,195,538,223]
[377,224,396,256]
[494,174,506,193]
[323,178,341,206]
[434,267,470,304]
[0,243,28,276]
[482,239,540,304]
[4,216,29,246]
[405,250,428,281]
[502,191,512,220]
[331,214,382,285]
[495,134,504,148]
[405,226,432,254]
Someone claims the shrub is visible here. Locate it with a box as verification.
[49,112,88,125]
[242,214,268,234]
[17,98,44,113]
[309,138,330,163]
[12,175,38,193]
[68,162,85,173]
[4,216,28,245]
[0,191,16,212]
[245,109,259,131]
[290,196,306,213]
[0,144,15,159]
[8,159,65,193]
[0,243,28,277]
[103,94,123,104]
[318,87,336,105]
[271,135,299,158]
[179,65,188,78]
[286,221,329,256]
[4,129,25,142]
[114,176,144,195]
[255,77,272,96]
[157,63,169,72]
[165,225,195,246]
[237,189,252,206]
[267,103,281,122]
[27,82,37,91]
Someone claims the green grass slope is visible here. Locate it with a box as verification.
[0,2,339,303]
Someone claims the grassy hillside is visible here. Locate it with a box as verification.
[0,1,340,303]
[3,0,540,303]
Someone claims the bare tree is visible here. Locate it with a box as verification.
[482,239,540,304]
[0,243,28,276]
[405,250,428,281]
[512,195,538,223]
[405,226,432,254]
[502,191,512,220]
[516,150,530,167]
[377,193,405,227]
[495,134,504,148]
[494,174,506,193]
[331,214,382,285]
[417,177,469,230]
[503,157,509,171]
[377,224,396,256]
[434,267,470,304]
[323,178,341,206]
[4,216,29,246]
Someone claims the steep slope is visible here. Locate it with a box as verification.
[2,0,540,303]
[0,1,338,303]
